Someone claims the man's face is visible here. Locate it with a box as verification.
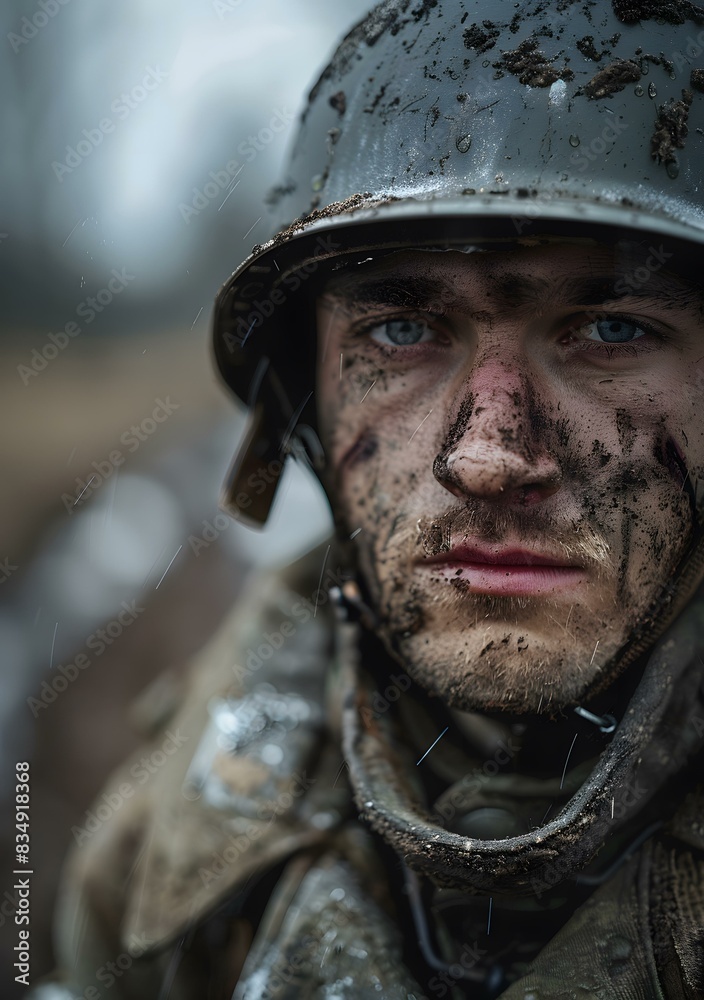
[315,242,704,714]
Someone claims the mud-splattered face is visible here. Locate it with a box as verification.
[316,244,704,713]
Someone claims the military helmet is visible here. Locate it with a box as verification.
[212,0,704,523]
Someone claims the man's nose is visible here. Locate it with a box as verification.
[433,358,562,506]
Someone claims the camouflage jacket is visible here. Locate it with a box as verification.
[34,547,704,999]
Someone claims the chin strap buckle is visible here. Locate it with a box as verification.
[573,705,617,734]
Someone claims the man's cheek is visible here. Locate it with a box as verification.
[618,455,693,595]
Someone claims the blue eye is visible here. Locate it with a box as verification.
[370,319,435,346]
[588,319,646,344]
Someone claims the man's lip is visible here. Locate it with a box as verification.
[416,544,585,596]
[418,545,579,569]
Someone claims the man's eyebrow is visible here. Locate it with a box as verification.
[490,272,704,311]
[321,267,703,313]
[322,275,449,310]
[559,274,703,309]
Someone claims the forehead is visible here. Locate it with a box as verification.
[319,242,702,313]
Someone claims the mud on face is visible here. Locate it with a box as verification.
[316,244,704,715]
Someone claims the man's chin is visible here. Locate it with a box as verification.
[384,629,626,716]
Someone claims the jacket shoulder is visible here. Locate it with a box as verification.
[54,545,345,982]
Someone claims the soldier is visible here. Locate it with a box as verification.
[36,1,704,997]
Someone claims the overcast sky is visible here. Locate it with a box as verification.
[1,0,374,328]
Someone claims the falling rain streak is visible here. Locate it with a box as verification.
[359,380,376,403]
[417,726,449,765]
[560,733,578,790]
[155,545,183,589]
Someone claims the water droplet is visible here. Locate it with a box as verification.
[311,810,338,829]
[260,743,284,766]
[666,157,680,179]
[311,174,325,191]
[456,133,472,153]
[482,59,490,67]
[634,84,644,96]
[569,134,580,147]
[607,935,633,962]
[648,82,657,98]
[670,70,677,79]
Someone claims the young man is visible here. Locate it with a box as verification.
[38,1,704,997]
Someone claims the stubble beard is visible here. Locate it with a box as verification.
[345,501,654,716]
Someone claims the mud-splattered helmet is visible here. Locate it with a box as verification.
[212,0,704,523]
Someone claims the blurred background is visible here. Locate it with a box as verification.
[0,0,372,990]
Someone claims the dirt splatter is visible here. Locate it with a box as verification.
[612,0,704,24]
[251,192,379,254]
[661,436,696,511]
[329,91,347,116]
[433,392,475,484]
[591,439,612,467]
[493,37,575,88]
[463,20,500,54]
[583,58,641,99]
[365,84,388,114]
[411,0,438,19]
[651,89,694,163]
[265,182,297,208]
[615,408,636,451]
[639,52,675,74]
[307,0,415,104]
[691,68,704,91]
[576,35,605,61]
